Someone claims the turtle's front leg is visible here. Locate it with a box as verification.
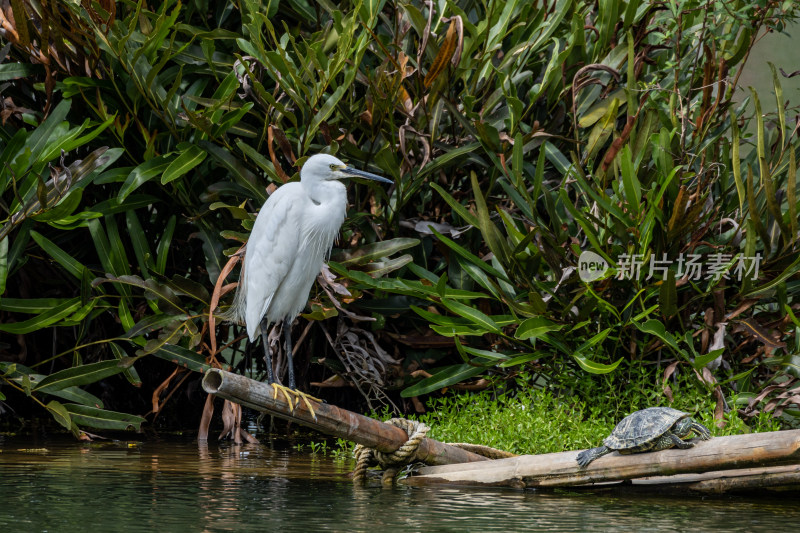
[576,446,612,467]
[665,432,694,449]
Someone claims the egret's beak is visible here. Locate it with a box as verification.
[341,166,393,184]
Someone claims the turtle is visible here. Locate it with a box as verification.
[576,406,711,467]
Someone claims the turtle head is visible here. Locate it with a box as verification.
[671,416,693,438]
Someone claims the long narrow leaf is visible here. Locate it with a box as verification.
[34,361,127,393]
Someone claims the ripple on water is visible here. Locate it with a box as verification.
[0,438,797,532]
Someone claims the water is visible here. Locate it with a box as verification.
[0,437,797,532]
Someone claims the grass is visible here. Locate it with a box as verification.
[394,372,784,456]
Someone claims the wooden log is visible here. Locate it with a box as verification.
[633,464,800,493]
[405,429,800,489]
[202,368,488,466]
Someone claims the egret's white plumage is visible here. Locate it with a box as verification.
[224,153,391,391]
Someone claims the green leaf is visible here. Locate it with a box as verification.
[431,324,491,337]
[118,155,174,202]
[620,145,641,216]
[155,215,176,275]
[574,327,612,354]
[0,62,39,81]
[122,313,188,339]
[0,297,82,333]
[151,344,210,373]
[161,144,207,184]
[633,319,683,354]
[125,210,155,277]
[0,236,7,296]
[693,349,725,370]
[430,182,480,227]
[201,141,263,201]
[34,361,127,393]
[363,254,414,278]
[30,230,86,279]
[573,354,623,374]
[400,364,485,397]
[730,115,745,214]
[515,317,564,340]
[333,238,420,266]
[411,305,471,327]
[45,386,104,408]
[0,298,73,315]
[430,228,511,283]
[499,352,551,368]
[470,171,510,267]
[439,298,501,334]
[64,404,146,431]
[659,268,678,317]
[109,341,142,387]
[458,344,510,362]
[742,253,800,297]
[46,400,73,431]
[27,99,71,162]
[94,274,186,314]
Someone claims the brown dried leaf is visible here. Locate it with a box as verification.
[416,0,434,71]
[152,367,180,413]
[9,0,29,48]
[218,399,234,440]
[198,393,215,441]
[271,126,295,164]
[398,85,413,115]
[747,384,782,409]
[734,318,786,349]
[209,246,244,357]
[423,19,458,88]
[232,402,242,445]
[319,263,351,297]
[411,396,425,413]
[713,386,725,427]
[441,15,463,66]
[311,374,348,388]
[724,299,759,320]
[267,126,290,182]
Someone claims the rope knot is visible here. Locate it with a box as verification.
[352,418,429,485]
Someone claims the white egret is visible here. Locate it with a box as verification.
[224,153,392,406]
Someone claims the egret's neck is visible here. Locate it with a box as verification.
[304,179,347,206]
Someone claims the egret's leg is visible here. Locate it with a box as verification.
[278,316,321,419]
[284,316,296,390]
[261,320,296,407]
[260,320,275,384]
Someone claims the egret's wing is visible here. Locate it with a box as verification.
[242,185,301,341]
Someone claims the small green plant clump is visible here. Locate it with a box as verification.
[403,372,782,456]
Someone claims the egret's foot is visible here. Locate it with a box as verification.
[289,389,321,421]
[269,384,321,420]
[270,383,299,409]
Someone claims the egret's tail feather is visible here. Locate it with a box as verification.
[217,279,246,327]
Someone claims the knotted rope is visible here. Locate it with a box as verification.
[353,418,430,485]
[352,418,517,485]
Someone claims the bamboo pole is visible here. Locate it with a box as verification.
[405,429,800,488]
[634,464,800,493]
[201,368,488,466]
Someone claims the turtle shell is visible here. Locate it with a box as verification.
[603,407,689,450]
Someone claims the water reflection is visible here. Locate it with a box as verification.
[0,438,797,532]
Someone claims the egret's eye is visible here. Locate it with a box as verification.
[329,164,337,170]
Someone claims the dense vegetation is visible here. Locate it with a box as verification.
[0,0,798,446]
